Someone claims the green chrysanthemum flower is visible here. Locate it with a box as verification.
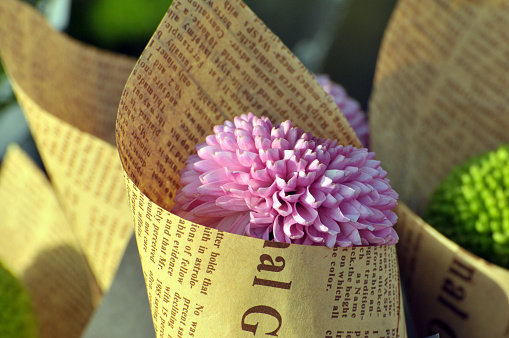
[424,145,509,269]
[0,261,38,338]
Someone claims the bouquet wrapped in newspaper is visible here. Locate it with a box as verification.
[370,0,509,337]
[116,0,406,336]
[9,0,509,336]
[0,0,403,335]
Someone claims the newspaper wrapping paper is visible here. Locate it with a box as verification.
[0,145,101,338]
[116,0,406,336]
[0,0,136,291]
[370,0,509,337]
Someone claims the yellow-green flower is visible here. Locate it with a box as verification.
[0,262,38,338]
[425,145,509,268]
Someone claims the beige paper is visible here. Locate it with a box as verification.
[395,204,509,337]
[0,0,136,290]
[117,0,406,336]
[370,0,509,336]
[126,176,406,337]
[0,145,100,338]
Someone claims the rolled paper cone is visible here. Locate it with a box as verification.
[370,0,509,336]
[117,0,407,336]
[0,0,148,336]
[0,145,101,338]
[0,0,135,292]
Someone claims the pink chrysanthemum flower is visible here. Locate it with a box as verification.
[172,113,398,247]
[316,75,370,147]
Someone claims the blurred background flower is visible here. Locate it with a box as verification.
[425,145,509,269]
[316,74,370,147]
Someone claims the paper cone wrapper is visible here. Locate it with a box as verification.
[116,0,406,336]
[0,0,135,291]
[0,145,101,338]
[370,0,509,336]
[0,0,140,336]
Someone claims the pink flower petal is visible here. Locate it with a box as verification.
[272,192,292,216]
[200,168,229,184]
[255,136,271,151]
[305,223,327,243]
[216,195,249,211]
[267,160,287,179]
[272,216,291,243]
[301,186,326,208]
[250,211,275,225]
[181,180,201,197]
[247,196,272,213]
[279,186,305,203]
[197,183,225,197]
[347,230,362,246]
[216,213,249,234]
[319,193,338,208]
[283,218,304,239]
[197,145,216,160]
[225,170,251,185]
[292,203,318,226]
[250,180,277,198]
[272,138,291,152]
[336,184,358,200]
[191,201,239,217]
[194,159,222,173]
[250,167,272,183]
[237,136,257,152]
[216,132,238,152]
[213,151,243,168]
[339,201,360,222]
[296,170,316,187]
